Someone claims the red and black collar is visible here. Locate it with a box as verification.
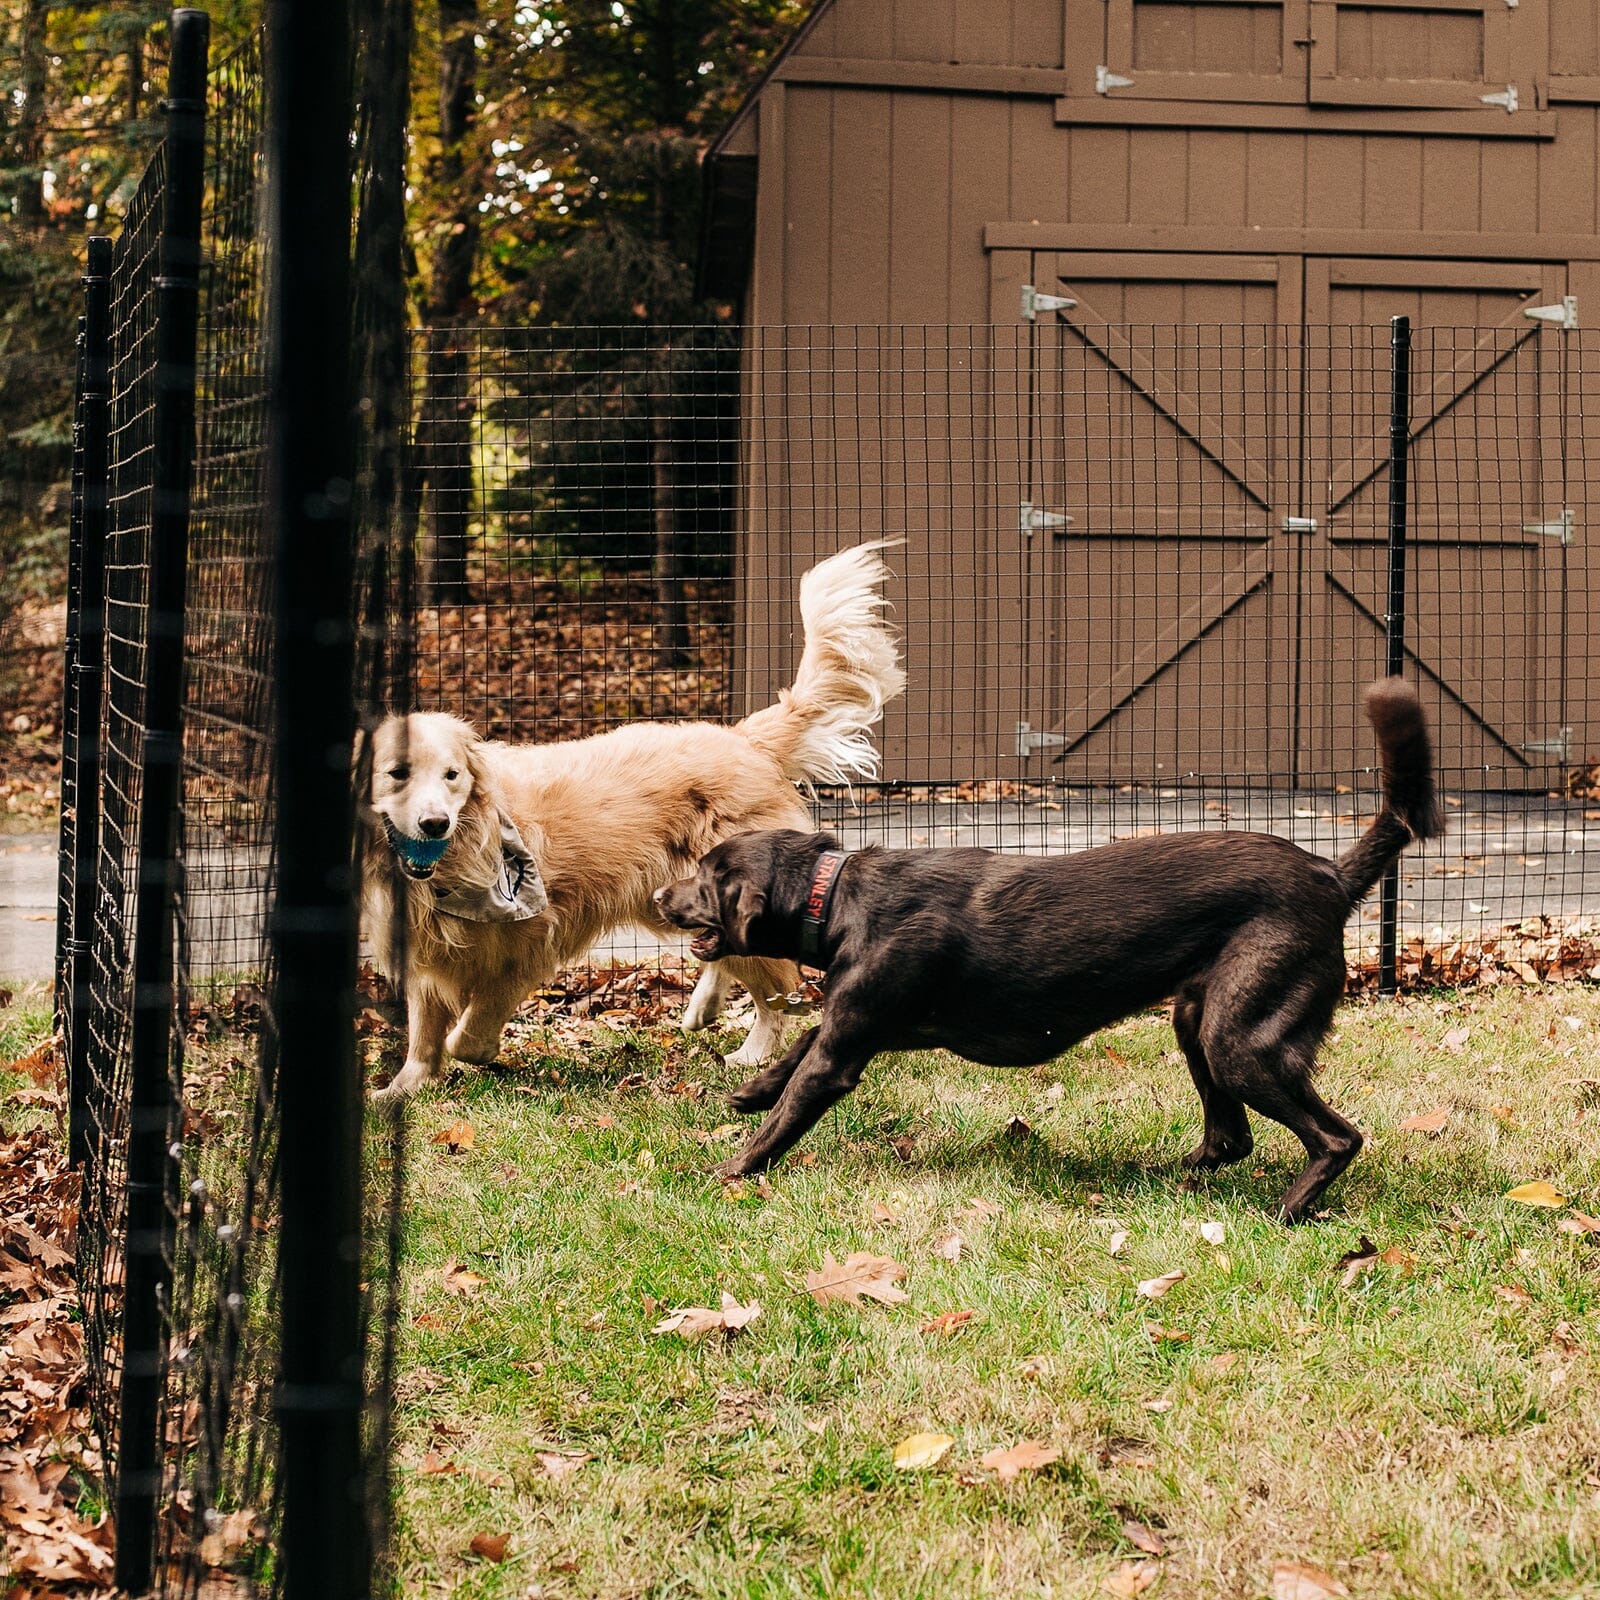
[798,849,850,964]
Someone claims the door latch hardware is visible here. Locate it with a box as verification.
[1522,509,1575,545]
[1523,296,1577,329]
[1021,285,1077,321]
[1021,501,1073,534]
[1016,721,1069,758]
[1521,728,1572,761]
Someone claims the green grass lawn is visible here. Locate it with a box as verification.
[4,976,1597,1597]
[391,988,1600,1600]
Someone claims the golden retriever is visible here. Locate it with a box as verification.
[362,541,905,1098]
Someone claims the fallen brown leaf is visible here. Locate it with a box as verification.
[441,1259,488,1296]
[1108,1229,1130,1257]
[1558,1210,1600,1236]
[919,1309,975,1336]
[1441,1027,1471,1053]
[892,1431,954,1469]
[1144,1324,1190,1345]
[535,1449,593,1478]
[1102,1559,1162,1595]
[804,1251,910,1307]
[1272,1560,1348,1599]
[932,1230,964,1264]
[1136,1270,1185,1300]
[431,1118,475,1153]
[1379,1245,1416,1274]
[980,1440,1061,1481]
[651,1291,762,1339]
[469,1531,510,1562]
[1122,1519,1167,1556]
[1004,1115,1033,1141]
[1400,1106,1449,1135]
[1334,1236,1379,1288]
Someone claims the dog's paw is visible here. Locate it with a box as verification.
[680,993,722,1032]
[445,1022,503,1065]
[723,1040,777,1072]
[728,1080,782,1114]
[369,1060,434,1101]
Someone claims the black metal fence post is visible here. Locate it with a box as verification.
[113,11,209,1591]
[63,237,112,1172]
[54,314,86,1031]
[266,0,368,1590]
[1378,314,1412,997]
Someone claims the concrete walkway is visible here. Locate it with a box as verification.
[7,790,1600,981]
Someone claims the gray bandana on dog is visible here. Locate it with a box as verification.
[432,812,549,923]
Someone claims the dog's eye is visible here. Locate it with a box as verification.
[388,765,409,781]
[444,768,460,781]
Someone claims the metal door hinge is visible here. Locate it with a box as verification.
[1523,508,1576,545]
[1521,728,1572,760]
[1524,295,1577,329]
[1282,515,1318,534]
[1021,501,1073,534]
[1021,285,1077,321]
[1016,721,1068,758]
[1096,66,1134,94]
[1481,85,1519,112]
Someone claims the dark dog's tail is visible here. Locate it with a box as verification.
[1334,678,1445,905]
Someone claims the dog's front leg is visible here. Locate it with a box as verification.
[372,983,453,1100]
[719,956,801,1069]
[719,1024,871,1179]
[446,967,534,1065]
[729,1025,818,1114]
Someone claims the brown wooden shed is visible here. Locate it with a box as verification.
[703,0,1600,790]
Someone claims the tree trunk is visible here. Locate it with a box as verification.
[14,0,49,222]
[353,0,414,703]
[649,0,690,670]
[652,360,690,672]
[421,0,480,607]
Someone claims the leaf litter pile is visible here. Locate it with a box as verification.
[0,1124,111,1589]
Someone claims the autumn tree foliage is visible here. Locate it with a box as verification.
[0,0,801,708]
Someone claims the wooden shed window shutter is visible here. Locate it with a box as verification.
[1097,0,1544,113]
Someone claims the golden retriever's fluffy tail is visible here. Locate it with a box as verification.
[737,539,907,786]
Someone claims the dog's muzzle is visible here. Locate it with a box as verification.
[384,818,450,879]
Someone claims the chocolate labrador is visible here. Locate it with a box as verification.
[653,679,1442,1222]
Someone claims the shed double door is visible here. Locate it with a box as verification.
[1008,249,1570,786]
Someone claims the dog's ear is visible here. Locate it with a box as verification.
[351,723,375,810]
[725,879,767,950]
[460,722,491,794]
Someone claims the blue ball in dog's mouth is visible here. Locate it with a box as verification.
[386,823,450,877]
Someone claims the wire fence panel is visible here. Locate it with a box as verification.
[154,32,284,1592]
[66,22,399,1592]
[78,145,166,1477]
[410,322,1600,965]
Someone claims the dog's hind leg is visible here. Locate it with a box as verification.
[1201,957,1362,1223]
[447,964,535,1065]
[729,1025,817,1114]
[1172,987,1254,1172]
[681,962,732,1032]
[720,956,801,1070]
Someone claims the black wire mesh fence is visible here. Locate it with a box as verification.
[408,320,1600,981]
[57,9,401,1592]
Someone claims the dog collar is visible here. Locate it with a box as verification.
[798,849,850,964]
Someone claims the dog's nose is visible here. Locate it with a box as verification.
[418,815,449,839]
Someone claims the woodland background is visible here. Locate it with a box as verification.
[0,0,805,796]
